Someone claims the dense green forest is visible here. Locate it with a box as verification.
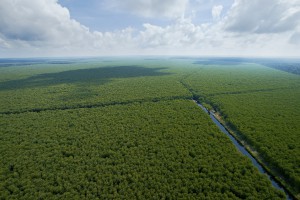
[181,59,300,196]
[0,57,299,199]
[0,101,285,199]
[0,60,190,114]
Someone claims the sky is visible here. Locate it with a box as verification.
[0,0,300,58]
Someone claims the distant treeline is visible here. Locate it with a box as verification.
[192,57,300,75]
[263,62,300,75]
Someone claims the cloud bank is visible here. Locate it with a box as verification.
[0,0,299,57]
[225,0,300,33]
[0,0,101,56]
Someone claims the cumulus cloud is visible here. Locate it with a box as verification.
[0,0,299,57]
[104,0,189,19]
[139,19,205,48]
[225,0,300,33]
[0,0,101,47]
[0,0,141,56]
[133,11,299,57]
[212,5,223,20]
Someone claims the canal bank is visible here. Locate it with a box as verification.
[193,99,295,200]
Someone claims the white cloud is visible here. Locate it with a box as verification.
[139,19,205,48]
[0,0,299,57]
[225,0,300,33]
[212,5,223,20]
[290,32,300,44]
[0,0,99,47]
[0,0,140,56]
[134,10,299,57]
[221,0,300,54]
[104,0,189,19]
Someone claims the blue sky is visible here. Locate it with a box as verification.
[58,0,234,31]
[0,0,299,57]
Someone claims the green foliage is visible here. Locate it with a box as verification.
[183,63,299,96]
[0,100,284,199]
[264,62,300,75]
[0,60,191,113]
[0,57,294,198]
[184,62,300,194]
[209,89,300,192]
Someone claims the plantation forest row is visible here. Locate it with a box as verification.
[0,57,299,199]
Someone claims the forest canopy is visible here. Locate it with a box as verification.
[1,57,299,199]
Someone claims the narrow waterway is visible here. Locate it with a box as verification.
[194,100,293,200]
